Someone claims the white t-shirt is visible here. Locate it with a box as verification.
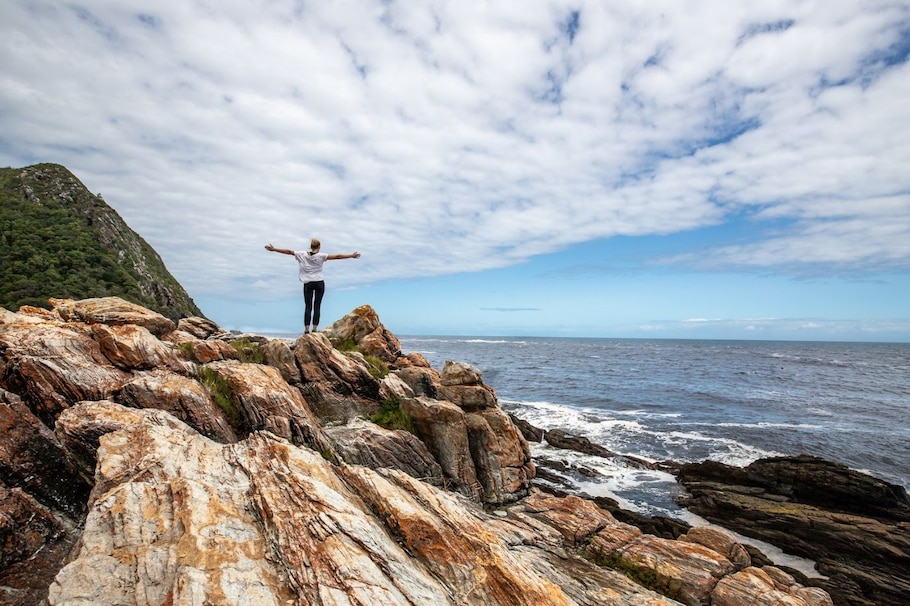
[294,251,329,282]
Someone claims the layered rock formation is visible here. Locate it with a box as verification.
[1,297,833,605]
[677,457,910,606]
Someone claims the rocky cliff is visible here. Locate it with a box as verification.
[0,164,202,321]
[1,297,835,605]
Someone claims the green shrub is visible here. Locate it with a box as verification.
[338,338,359,352]
[364,354,389,379]
[231,337,264,364]
[177,342,196,362]
[197,366,243,432]
[370,395,413,433]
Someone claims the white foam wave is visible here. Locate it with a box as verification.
[711,421,826,430]
[610,409,683,419]
[505,400,644,435]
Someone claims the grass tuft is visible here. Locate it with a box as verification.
[197,366,243,432]
[370,395,413,433]
[230,337,264,364]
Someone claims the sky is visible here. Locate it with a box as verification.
[2,1,910,341]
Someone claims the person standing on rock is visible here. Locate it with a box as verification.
[264,239,360,334]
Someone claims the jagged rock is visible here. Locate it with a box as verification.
[680,526,751,571]
[510,413,545,442]
[176,316,221,339]
[53,399,192,481]
[50,296,176,336]
[116,370,238,443]
[325,418,444,486]
[402,396,482,500]
[0,313,128,424]
[324,304,402,363]
[1,483,67,564]
[546,428,655,470]
[260,338,301,385]
[0,299,837,606]
[677,456,910,606]
[0,389,90,517]
[0,483,79,606]
[394,364,441,399]
[547,428,618,458]
[440,359,484,386]
[712,566,834,606]
[438,360,498,411]
[292,332,381,423]
[201,360,336,459]
[466,407,535,505]
[397,351,433,368]
[617,534,737,605]
[90,322,187,372]
[379,371,416,400]
[195,338,240,362]
[46,402,687,606]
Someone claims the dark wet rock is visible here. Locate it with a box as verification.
[677,455,910,606]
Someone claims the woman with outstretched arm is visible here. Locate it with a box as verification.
[265,238,360,334]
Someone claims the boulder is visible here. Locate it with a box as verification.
[616,534,736,606]
[466,407,535,504]
[51,296,175,336]
[261,337,301,385]
[293,332,381,423]
[190,338,239,363]
[680,526,751,571]
[91,322,187,372]
[0,316,128,424]
[175,315,221,339]
[325,418,444,487]
[116,370,238,443]
[712,566,834,606]
[438,360,498,411]
[324,304,402,363]
[402,396,482,500]
[394,364,441,399]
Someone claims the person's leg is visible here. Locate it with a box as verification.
[303,282,316,332]
[311,280,326,330]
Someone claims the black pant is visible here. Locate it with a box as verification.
[303,280,325,327]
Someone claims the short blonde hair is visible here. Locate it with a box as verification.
[310,238,321,251]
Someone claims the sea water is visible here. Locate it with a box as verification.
[398,336,910,521]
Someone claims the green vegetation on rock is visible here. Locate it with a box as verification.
[0,163,203,320]
[370,395,414,433]
[230,338,265,364]
[196,366,243,432]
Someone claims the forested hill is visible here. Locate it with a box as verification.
[0,163,203,321]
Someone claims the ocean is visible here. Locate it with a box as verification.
[398,336,910,523]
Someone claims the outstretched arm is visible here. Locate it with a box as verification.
[327,252,361,260]
[265,243,295,255]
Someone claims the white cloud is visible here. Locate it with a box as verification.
[1,0,908,303]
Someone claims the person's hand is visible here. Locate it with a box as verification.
[352,251,361,258]
[265,244,275,251]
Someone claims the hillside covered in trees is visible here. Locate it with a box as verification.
[0,163,203,320]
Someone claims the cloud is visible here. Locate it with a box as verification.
[1,0,908,304]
